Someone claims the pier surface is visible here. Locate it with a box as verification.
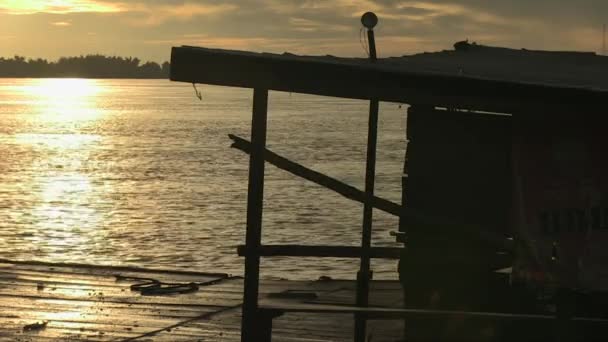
[0,260,403,341]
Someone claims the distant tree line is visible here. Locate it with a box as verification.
[0,55,170,78]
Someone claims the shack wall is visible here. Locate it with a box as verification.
[512,112,608,291]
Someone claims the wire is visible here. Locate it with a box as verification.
[359,27,370,57]
[115,274,239,296]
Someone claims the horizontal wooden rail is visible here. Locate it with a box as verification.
[237,245,512,270]
[254,301,608,342]
[259,300,608,324]
[259,301,555,321]
[237,245,402,259]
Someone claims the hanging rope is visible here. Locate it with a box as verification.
[192,83,203,101]
[115,274,238,296]
[359,27,370,57]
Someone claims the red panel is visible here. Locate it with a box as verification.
[512,114,608,291]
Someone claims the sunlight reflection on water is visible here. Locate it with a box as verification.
[0,78,406,280]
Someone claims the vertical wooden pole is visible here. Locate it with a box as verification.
[354,17,379,341]
[400,107,411,340]
[354,98,379,342]
[241,88,269,342]
[367,30,377,61]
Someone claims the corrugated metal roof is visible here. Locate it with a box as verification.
[379,42,608,92]
[276,42,608,93]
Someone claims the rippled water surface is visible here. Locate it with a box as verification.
[0,78,406,279]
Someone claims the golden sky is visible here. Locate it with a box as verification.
[0,0,606,62]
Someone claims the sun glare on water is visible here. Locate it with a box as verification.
[24,78,105,123]
[11,78,108,260]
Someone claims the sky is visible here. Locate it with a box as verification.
[0,0,606,63]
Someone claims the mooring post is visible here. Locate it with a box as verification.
[241,88,269,342]
[355,11,379,342]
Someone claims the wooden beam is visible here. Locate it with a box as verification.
[258,302,560,321]
[355,97,379,341]
[241,88,268,342]
[229,134,401,216]
[171,46,607,114]
[237,245,402,259]
[237,245,511,270]
[257,302,608,340]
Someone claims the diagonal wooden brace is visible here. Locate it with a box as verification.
[229,134,401,217]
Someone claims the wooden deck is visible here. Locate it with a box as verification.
[0,260,404,341]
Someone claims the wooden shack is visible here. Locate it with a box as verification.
[170,41,608,341]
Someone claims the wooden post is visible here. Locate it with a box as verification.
[355,98,379,342]
[241,88,269,342]
[367,30,377,61]
[400,107,410,340]
[355,13,380,342]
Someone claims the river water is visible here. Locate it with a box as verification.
[0,78,406,280]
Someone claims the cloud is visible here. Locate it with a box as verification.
[121,2,238,27]
[1,0,606,61]
[393,1,508,24]
[145,32,430,57]
[260,0,390,18]
[51,21,72,26]
[288,17,351,33]
[0,0,122,14]
[132,0,605,57]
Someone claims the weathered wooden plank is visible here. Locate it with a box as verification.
[0,318,142,341]
[0,317,152,334]
[0,307,185,328]
[0,269,126,286]
[0,277,128,292]
[170,46,607,114]
[0,259,229,279]
[153,310,402,342]
[0,261,241,341]
[0,260,410,341]
[256,298,608,337]
[0,305,212,323]
[121,304,242,341]
[0,267,226,291]
[0,277,245,300]
[2,293,222,309]
[238,245,401,259]
[0,291,242,313]
[153,312,350,341]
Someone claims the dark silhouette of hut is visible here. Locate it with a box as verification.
[170,42,608,341]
